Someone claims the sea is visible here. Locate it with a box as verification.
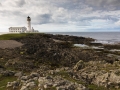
[46,32,120,44]
[0,32,120,44]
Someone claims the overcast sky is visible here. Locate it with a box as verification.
[0,0,120,32]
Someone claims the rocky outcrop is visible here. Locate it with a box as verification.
[0,33,120,90]
[73,60,120,89]
[73,60,85,71]
[0,33,115,70]
[1,70,15,76]
[6,71,87,90]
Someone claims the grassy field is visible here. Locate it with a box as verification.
[0,33,33,40]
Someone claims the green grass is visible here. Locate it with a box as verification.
[0,33,32,40]
[88,84,108,90]
[44,87,56,90]
[53,70,85,85]
[0,76,17,90]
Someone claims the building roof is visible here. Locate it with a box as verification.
[9,27,27,29]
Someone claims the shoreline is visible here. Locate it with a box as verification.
[0,32,120,45]
[46,32,120,45]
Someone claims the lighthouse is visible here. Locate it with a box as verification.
[27,16,31,32]
[9,16,39,33]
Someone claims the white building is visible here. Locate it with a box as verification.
[9,27,27,33]
[9,16,39,33]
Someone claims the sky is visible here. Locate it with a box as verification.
[0,0,120,32]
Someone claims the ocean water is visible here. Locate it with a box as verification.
[46,32,120,44]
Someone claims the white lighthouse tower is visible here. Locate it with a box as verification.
[27,16,31,32]
[9,16,39,33]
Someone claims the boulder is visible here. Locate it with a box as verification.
[30,72,39,78]
[20,86,28,90]
[1,70,15,76]
[21,76,30,81]
[56,86,66,90]
[66,84,75,90]
[14,72,23,77]
[26,81,35,88]
[93,72,109,87]
[73,60,84,71]
[7,81,19,88]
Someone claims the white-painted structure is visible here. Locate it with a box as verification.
[27,16,31,31]
[9,16,39,33]
[9,27,27,33]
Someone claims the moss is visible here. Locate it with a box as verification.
[0,76,17,90]
[88,84,120,90]
[88,84,108,90]
[0,33,29,40]
[54,71,85,85]
[44,87,57,90]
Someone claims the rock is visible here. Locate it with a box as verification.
[30,72,39,78]
[38,88,44,90]
[7,81,19,88]
[56,86,66,90]
[46,75,53,79]
[26,81,35,88]
[33,77,38,81]
[20,86,28,90]
[109,72,120,83]
[66,84,75,90]
[14,72,23,77]
[64,67,69,70]
[1,70,15,76]
[57,81,66,86]
[38,77,46,83]
[43,84,47,89]
[77,84,88,90]
[93,72,109,87]
[26,79,34,83]
[55,68,60,73]
[53,83,58,87]
[20,81,35,90]
[21,76,29,81]
[48,70,54,75]
[7,82,13,87]
[73,60,84,71]
[38,83,44,89]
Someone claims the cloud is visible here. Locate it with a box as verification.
[1,0,25,7]
[34,14,52,24]
[0,0,120,32]
[84,0,120,10]
[16,0,26,7]
[115,20,120,26]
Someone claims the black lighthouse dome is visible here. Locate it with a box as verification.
[27,16,31,21]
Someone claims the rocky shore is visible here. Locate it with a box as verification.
[0,33,120,90]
